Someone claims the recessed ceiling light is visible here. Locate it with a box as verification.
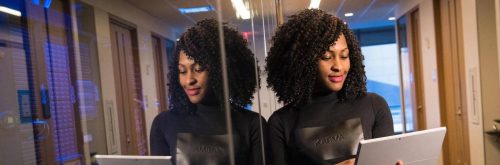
[308,0,321,9]
[344,13,354,17]
[0,6,21,17]
[388,17,396,21]
[231,0,251,19]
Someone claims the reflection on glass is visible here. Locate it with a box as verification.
[0,0,279,164]
[397,15,415,133]
[150,18,264,165]
[74,0,107,160]
[0,1,37,164]
[222,1,279,164]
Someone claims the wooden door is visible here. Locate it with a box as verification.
[151,35,168,112]
[409,9,426,130]
[435,0,471,164]
[109,19,147,155]
[396,8,426,133]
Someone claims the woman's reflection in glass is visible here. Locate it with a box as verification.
[150,18,266,165]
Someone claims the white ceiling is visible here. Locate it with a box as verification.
[283,0,399,29]
[125,0,399,35]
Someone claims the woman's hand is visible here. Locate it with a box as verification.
[336,158,355,165]
[335,159,403,165]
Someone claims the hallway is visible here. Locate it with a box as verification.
[0,0,498,164]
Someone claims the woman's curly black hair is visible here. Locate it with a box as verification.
[266,9,366,106]
[168,18,257,111]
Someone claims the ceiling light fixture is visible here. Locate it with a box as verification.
[178,6,214,14]
[344,12,354,17]
[388,17,396,21]
[231,0,251,20]
[308,0,321,9]
[0,6,21,17]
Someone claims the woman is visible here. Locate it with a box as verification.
[266,9,396,165]
[150,18,266,165]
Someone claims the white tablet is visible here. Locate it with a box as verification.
[95,155,172,165]
[355,127,446,165]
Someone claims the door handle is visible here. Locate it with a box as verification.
[40,84,50,118]
[456,106,462,116]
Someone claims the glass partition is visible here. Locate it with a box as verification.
[0,0,409,164]
[0,0,277,164]
[217,1,278,164]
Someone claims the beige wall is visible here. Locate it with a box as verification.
[81,0,178,154]
[477,0,500,164]
[92,7,121,154]
[459,0,487,164]
[497,0,500,83]
[418,0,442,129]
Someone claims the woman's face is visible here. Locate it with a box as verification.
[178,51,209,104]
[317,34,350,92]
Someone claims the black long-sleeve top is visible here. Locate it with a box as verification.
[268,92,394,165]
[150,104,267,165]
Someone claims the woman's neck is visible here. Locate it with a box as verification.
[198,88,219,106]
[312,82,336,98]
